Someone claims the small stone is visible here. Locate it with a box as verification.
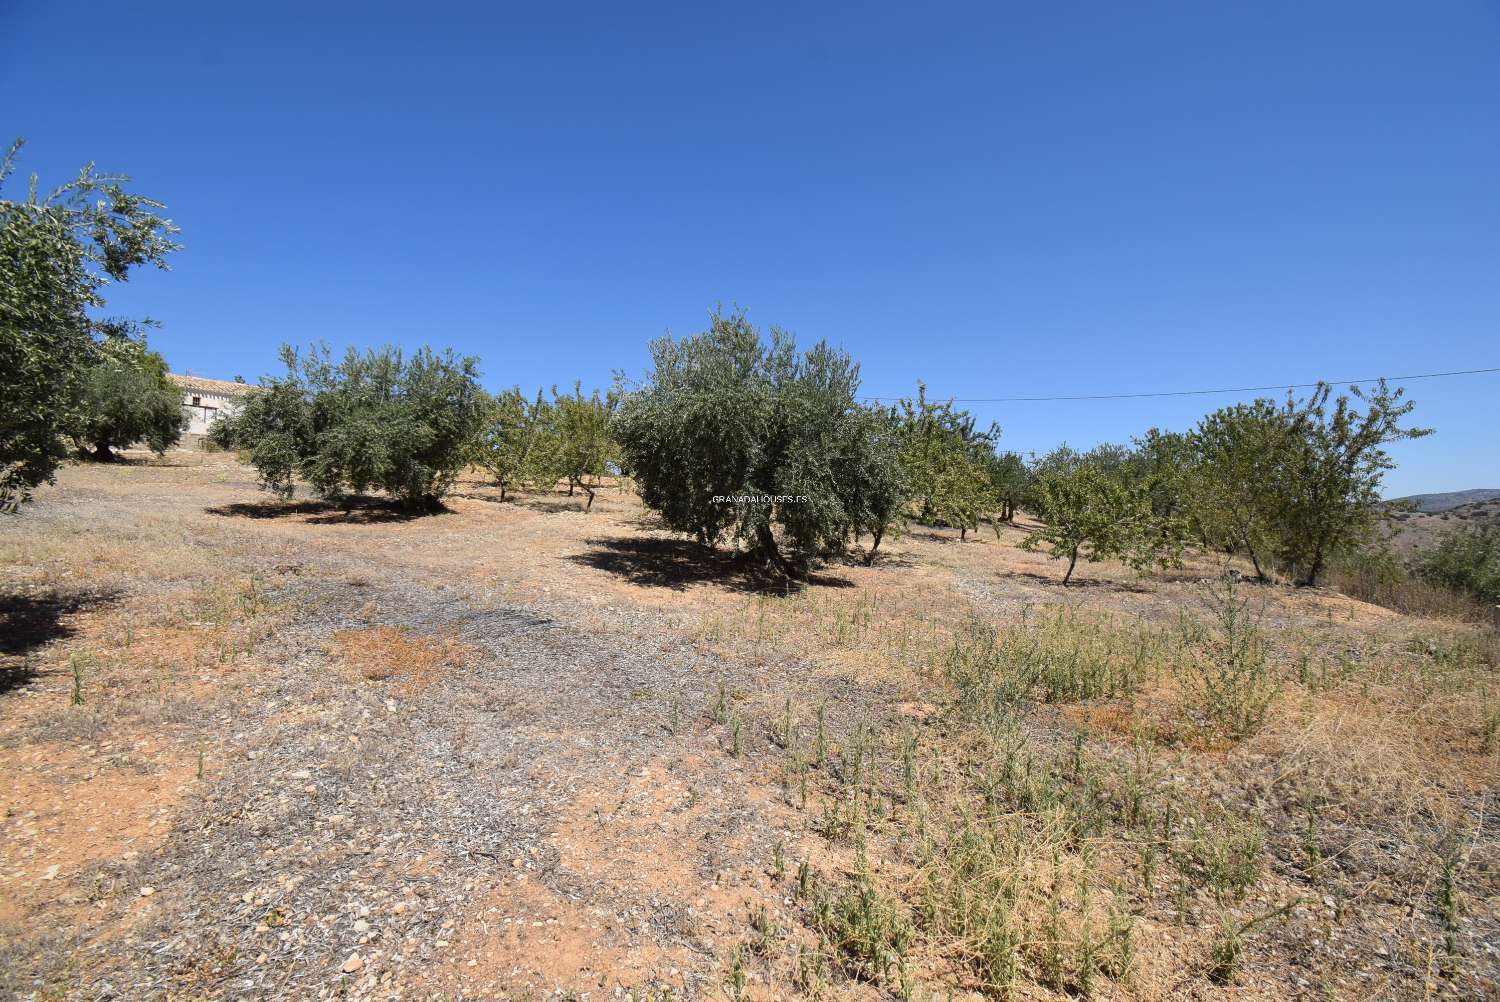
[139,886,155,897]
[341,952,363,973]
[354,919,370,933]
[41,864,60,881]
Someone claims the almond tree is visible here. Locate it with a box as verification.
[896,385,997,540]
[1,139,180,511]
[549,381,617,511]
[1272,381,1430,586]
[476,387,554,501]
[1022,464,1181,585]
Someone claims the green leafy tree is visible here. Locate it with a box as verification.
[212,343,484,511]
[839,404,909,562]
[613,308,896,573]
[0,139,179,511]
[983,450,1028,524]
[549,381,618,510]
[1182,401,1294,580]
[475,387,556,501]
[1271,381,1430,587]
[896,385,997,540]
[1131,428,1192,522]
[1021,464,1181,585]
[70,327,185,460]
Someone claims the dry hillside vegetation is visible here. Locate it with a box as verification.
[1,452,1496,1001]
[1387,497,1500,554]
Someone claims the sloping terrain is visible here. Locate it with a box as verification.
[1386,497,1500,555]
[1389,489,1500,514]
[2,453,1496,1001]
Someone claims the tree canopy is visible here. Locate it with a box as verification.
[0,139,179,511]
[212,343,484,511]
[612,309,898,572]
[1021,461,1181,584]
[70,326,185,461]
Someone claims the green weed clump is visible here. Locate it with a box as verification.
[945,608,1161,732]
[813,850,913,985]
[1180,576,1278,739]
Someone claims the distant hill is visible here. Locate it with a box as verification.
[1385,496,1500,555]
[1389,488,1500,513]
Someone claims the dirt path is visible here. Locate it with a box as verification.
[1,457,885,1000]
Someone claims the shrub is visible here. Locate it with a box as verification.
[1182,576,1277,739]
[1419,525,1500,605]
[213,343,484,511]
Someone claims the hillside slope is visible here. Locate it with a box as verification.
[1387,496,1500,553]
[1391,488,1500,513]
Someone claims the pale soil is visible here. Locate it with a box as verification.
[1,452,1495,1001]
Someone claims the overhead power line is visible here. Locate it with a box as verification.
[855,366,1500,404]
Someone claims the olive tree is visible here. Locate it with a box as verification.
[983,450,1028,525]
[70,327,185,460]
[213,343,484,511]
[613,309,898,573]
[0,139,179,511]
[839,404,909,562]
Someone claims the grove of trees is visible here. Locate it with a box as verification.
[0,141,1443,596]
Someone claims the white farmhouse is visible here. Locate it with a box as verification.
[168,373,257,435]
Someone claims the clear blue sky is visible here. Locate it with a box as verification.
[6,1,1497,496]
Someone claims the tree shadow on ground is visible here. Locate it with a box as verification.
[570,537,854,594]
[846,548,918,570]
[206,496,446,525]
[450,490,593,514]
[907,528,965,545]
[510,497,590,514]
[1011,570,1155,594]
[0,587,122,694]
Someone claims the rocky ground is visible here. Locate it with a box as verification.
[1,452,1496,1001]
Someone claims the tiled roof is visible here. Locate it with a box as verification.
[168,373,259,396]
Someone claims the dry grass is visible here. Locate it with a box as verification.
[2,454,1497,1000]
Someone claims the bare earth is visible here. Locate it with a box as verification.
[1,453,1496,1001]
